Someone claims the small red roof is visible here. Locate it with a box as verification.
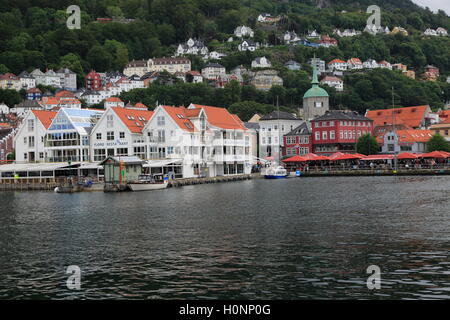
[106,97,123,103]
[111,107,153,134]
[161,106,196,132]
[328,59,346,64]
[321,76,343,82]
[31,110,57,129]
[55,90,75,98]
[133,102,148,109]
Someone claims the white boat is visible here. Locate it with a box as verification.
[128,174,169,191]
[263,165,288,179]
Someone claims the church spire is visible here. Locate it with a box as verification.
[312,64,319,86]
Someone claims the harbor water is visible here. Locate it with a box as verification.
[1,176,450,299]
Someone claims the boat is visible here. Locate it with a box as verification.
[128,174,169,191]
[264,165,288,179]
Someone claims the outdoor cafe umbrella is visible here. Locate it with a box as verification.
[302,153,330,161]
[396,152,419,160]
[419,151,450,159]
[282,156,307,163]
[328,152,346,160]
[331,154,364,161]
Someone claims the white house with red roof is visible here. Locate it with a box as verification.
[14,110,57,163]
[105,97,125,109]
[320,76,344,91]
[90,106,153,162]
[381,129,433,154]
[328,59,348,71]
[142,104,253,178]
[347,58,363,70]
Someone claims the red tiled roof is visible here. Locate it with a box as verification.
[27,88,42,93]
[347,58,362,64]
[396,130,433,143]
[161,106,196,132]
[321,76,343,82]
[106,97,123,103]
[41,97,60,105]
[133,102,148,109]
[189,104,247,130]
[55,90,75,98]
[366,106,429,128]
[111,107,153,134]
[328,59,346,64]
[31,110,57,129]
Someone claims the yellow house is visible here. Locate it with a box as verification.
[0,73,21,91]
[430,121,450,141]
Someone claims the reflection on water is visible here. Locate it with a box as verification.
[1,176,450,299]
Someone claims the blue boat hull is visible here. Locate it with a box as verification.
[264,175,287,179]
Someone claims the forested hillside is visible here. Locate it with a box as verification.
[0,0,450,118]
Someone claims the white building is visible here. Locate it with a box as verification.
[142,104,253,178]
[238,40,258,52]
[44,70,61,88]
[320,76,344,91]
[14,110,57,163]
[328,59,348,71]
[90,106,153,162]
[363,59,379,69]
[44,108,104,162]
[176,38,209,57]
[381,130,433,154]
[251,57,271,69]
[436,27,448,36]
[234,26,254,38]
[347,58,363,70]
[258,111,304,160]
[18,71,36,90]
[309,58,326,74]
[81,91,102,105]
[201,63,226,80]
[105,97,125,109]
[283,31,301,44]
[56,68,77,91]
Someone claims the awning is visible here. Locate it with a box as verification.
[397,152,419,160]
[0,162,78,173]
[419,151,450,159]
[144,159,183,168]
[361,155,394,161]
[282,156,307,163]
[330,154,364,161]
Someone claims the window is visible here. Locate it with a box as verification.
[315,132,320,141]
[27,119,34,132]
[24,153,27,160]
[116,148,128,156]
[39,152,44,159]
[96,133,102,140]
[157,130,165,143]
[29,136,35,147]
[322,131,328,140]
[24,137,27,144]
[107,131,114,141]
[119,132,125,139]
[107,115,114,128]
[157,116,165,126]
[330,131,335,139]
[94,149,106,162]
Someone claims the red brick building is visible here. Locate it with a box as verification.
[282,122,312,157]
[311,111,374,155]
[85,70,102,91]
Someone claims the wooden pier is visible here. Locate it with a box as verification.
[168,174,253,187]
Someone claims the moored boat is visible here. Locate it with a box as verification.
[263,166,288,179]
[128,174,169,191]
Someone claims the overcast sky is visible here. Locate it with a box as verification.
[412,0,450,14]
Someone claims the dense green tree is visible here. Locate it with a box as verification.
[426,134,450,152]
[356,134,380,155]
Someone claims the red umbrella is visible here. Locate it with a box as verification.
[331,154,364,161]
[397,152,419,160]
[282,156,307,163]
[361,154,394,161]
[302,153,330,161]
[419,151,450,159]
[328,152,346,160]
